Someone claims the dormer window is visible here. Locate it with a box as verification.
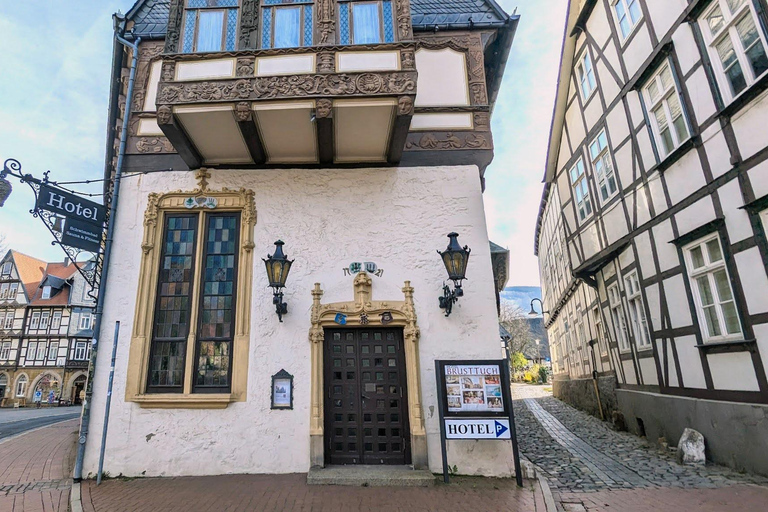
[42,286,52,300]
[261,1,313,49]
[181,0,239,53]
[339,0,395,45]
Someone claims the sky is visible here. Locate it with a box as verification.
[0,0,567,287]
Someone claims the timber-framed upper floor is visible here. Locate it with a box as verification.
[110,0,519,175]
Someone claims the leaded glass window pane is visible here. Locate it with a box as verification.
[148,215,198,392]
[353,2,382,44]
[194,213,240,391]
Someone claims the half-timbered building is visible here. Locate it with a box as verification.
[81,0,520,478]
[536,0,768,475]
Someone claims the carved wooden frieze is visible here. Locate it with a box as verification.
[404,131,492,151]
[165,0,185,54]
[239,0,259,50]
[157,71,418,104]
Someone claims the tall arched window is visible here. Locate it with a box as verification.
[15,374,27,397]
[261,0,314,49]
[181,0,240,53]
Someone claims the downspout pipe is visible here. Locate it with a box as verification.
[73,27,141,482]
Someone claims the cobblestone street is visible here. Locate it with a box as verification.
[512,384,768,510]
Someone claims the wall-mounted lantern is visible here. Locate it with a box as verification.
[437,232,471,317]
[263,240,293,322]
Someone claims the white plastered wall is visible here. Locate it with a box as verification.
[82,165,511,478]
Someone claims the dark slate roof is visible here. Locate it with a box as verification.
[127,0,171,38]
[126,0,509,37]
[411,0,509,27]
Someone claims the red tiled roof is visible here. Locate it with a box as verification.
[10,251,47,300]
[28,261,79,306]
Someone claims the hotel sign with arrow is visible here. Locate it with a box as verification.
[36,184,106,253]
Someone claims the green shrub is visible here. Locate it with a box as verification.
[538,366,548,384]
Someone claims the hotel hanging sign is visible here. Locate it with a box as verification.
[36,184,106,253]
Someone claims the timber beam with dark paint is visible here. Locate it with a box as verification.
[156,106,202,169]
[316,100,334,165]
[387,97,414,164]
[234,103,266,165]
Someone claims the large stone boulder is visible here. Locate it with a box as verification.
[676,428,706,465]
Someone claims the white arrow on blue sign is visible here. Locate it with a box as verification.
[445,418,511,439]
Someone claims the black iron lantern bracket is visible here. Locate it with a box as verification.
[1,158,103,296]
[263,240,294,322]
[437,232,471,317]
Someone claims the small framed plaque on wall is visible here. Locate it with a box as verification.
[271,369,294,410]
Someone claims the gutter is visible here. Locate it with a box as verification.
[73,15,141,481]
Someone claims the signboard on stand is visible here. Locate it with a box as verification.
[435,359,523,486]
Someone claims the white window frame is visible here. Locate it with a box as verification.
[0,262,11,276]
[699,0,768,103]
[0,283,8,299]
[79,313,92,331]
[26,342,36,361]
[576,48,597,101]
[8,283,18,300]
[643,61,690,158]
[51,311,62,330]
[30,311,41,330]
[609,283,631,352]
[624,271,652,349]
[4,312,12,330]
[613,0,643,41]
[0,342,10,360]
[48,341,59,361]
[36,343,46,361]
[683,234,743,342]
[569,159,594,223]
[593,307,608,356]
[16,375,27,397]
[41,286,52,300]
[0,312,4,329]
[40,311,50,330]
[589,129,619,203]
[74,341,88,361]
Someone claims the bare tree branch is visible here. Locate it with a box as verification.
[499,301,536,357]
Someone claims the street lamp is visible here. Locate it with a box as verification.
[263,240,294,322]
[437,232,471,317]
[529,298,549,317]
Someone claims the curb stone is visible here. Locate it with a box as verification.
[537,470,559,512]
[70,481,83,512]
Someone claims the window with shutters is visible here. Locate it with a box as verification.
[699,0,768,103]
[643,61,690,158]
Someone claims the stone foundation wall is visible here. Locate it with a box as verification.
[616,389,768,477]
[552,375,618,420]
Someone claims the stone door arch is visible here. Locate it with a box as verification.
[308,272,427,468]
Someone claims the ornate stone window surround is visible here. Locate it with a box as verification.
[308,272,428,469]
[125,170,257,409]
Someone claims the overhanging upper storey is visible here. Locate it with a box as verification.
[155,0,417,168]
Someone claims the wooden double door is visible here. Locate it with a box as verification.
[324,328,411,465]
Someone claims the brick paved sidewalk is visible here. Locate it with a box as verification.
[82,474,546,512]
[0,418,79,512]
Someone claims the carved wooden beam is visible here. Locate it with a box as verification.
[239,0,259,50]
[234,102,266,164]
[394,0,414,41]
[164,0,184,54]
[156,106,203,169]
[156,71,418,105]
[315,99,334,165]
[388,96,413,164]
[316,0,337,45]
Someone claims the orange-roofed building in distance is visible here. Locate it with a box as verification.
[0,250,94,407]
